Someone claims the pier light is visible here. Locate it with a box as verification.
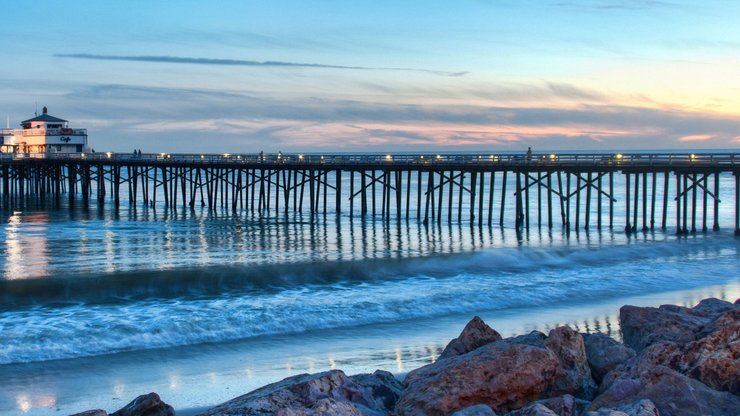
[549,154,557,160]
[690,153,697,161]
[236,155,241,160]
[223,153,230,158]
[420,155,424,159]
[436,154,441,160]
[81,153,85,158]
[298,154,304,160]
[615,153,623,160]
[106,152,112,158]
[200,155,204,159]
[385,154,393,161]
[321,155,325,160]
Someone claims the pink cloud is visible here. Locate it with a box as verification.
[678,134,713,142]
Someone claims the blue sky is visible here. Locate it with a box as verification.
[1,1,739,152]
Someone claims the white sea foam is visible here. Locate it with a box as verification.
[1,234,736,365]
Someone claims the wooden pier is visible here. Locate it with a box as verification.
[1,152,738,234]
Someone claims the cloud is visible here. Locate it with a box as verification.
[54,54,468,77]
[679,134,712,142]
[30,83,740,152]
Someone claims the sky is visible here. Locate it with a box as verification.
[1,0,739,153]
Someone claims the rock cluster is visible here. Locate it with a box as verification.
[70,297,738,416]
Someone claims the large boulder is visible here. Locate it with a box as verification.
[619,298,737,353]
[197,370,385,416]
[619,305,709,352]
[544,326,598,399]
[440,316,503,359]
[591,365,740,416]
[111,393,174,416]
[583,333,635,384]
[677,309,740,394]
[396,341,560,415]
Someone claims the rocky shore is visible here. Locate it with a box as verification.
[72,297,739,416]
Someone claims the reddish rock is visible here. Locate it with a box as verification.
[396,341,559,415]
[111,393,174,416]
[582,333,635,384]
[544,326,597,399]
[591,365,740,416]
[678,309,740,394]
[619,304,710,351]
[198,370,383,416]
[440,316,503,359]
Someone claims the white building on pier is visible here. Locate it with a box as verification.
[1,106,88,154]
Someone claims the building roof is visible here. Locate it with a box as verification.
[21,107,67,124]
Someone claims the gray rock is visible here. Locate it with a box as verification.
[503,330,547,348]
[585,410,629,416]
[691,298,736,316]
[506,403,559,416]
[440,316,503,359]
[451,404,498,416]
[584,399,658,416]
[111,393,174,416]
[591,365,740,416]
[349,370,403,412]
[616,399,659,416]
[69,411,108,416]
[544,326,598,400]
[531,394,589,416]
[197,370,384,416]
[583,333,636,384]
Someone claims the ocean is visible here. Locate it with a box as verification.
[0,171,738,415]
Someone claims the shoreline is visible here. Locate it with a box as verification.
[71,292,740,416]
[2,280,737,416]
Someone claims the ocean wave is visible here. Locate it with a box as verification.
[0,235,737,365]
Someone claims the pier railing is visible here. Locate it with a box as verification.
[1,151,737,167]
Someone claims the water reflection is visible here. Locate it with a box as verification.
[3,212,49,280]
